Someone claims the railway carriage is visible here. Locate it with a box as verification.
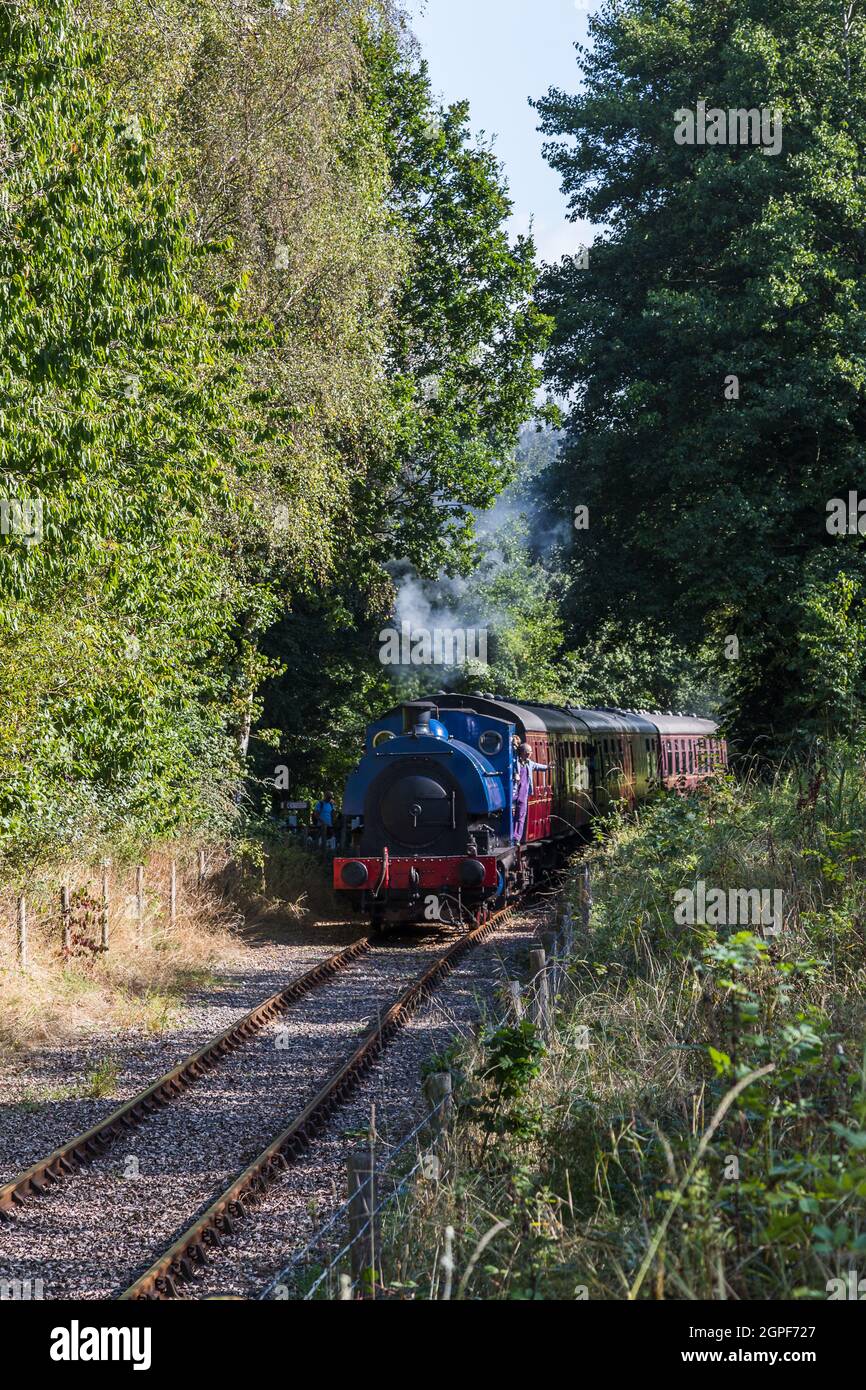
[334,693,727,930]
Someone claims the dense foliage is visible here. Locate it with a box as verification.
[535,0,866,751]
[0,0,254,870]
[252,19,550,801]
[376,746,866,1299]
[0,0,547,871]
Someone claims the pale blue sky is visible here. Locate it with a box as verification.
[403,0,597,264]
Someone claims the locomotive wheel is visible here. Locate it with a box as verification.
[493,867,508,909]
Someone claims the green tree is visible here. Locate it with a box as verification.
[535,0,866,751]
[77,0,410,762]
[254,22,550,787]
[362,21,552,576]
[0,0,253,869]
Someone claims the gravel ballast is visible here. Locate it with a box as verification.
[0,905,553,1300]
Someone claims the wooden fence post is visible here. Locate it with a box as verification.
[136,864,144,948]
[528,947,551,1039]
[580,862,592,933]
[16,894,26,969]
[440,1224,455,1301]
[505,979,524,1021]
[541,929,560,998]
[101,864,110,951]
[347,1146,378,1298]
[169,859,177,929]
[60,885,71,953]
[561,901,575,959]
[423,1072,453,1152]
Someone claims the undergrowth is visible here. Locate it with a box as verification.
[378,744,866,1300]
[0,835,340,1052]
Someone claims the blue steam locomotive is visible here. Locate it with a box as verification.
[333,692,726,929]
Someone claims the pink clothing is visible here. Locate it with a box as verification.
[513,763,531,843]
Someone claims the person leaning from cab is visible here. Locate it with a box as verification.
[512,741,548,845]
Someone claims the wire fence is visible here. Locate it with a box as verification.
[259,1097,449,1302]
[0,844,249,967]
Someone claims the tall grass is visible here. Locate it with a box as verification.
[377,745,866,1300]
[0,837,342,1051]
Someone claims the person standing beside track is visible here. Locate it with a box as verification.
[312,791,337,851]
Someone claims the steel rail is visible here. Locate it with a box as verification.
[0,937,370,1218]
[119,907,512,1300]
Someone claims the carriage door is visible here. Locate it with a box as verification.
[528,735,552,839]
[622,735,636,807]
[591,738,607,813]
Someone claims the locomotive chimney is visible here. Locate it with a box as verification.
[402,701,437,736]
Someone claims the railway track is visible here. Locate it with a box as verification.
[0,908,515,1300]
[119,908,509,1299]
[0,938,370,1219]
